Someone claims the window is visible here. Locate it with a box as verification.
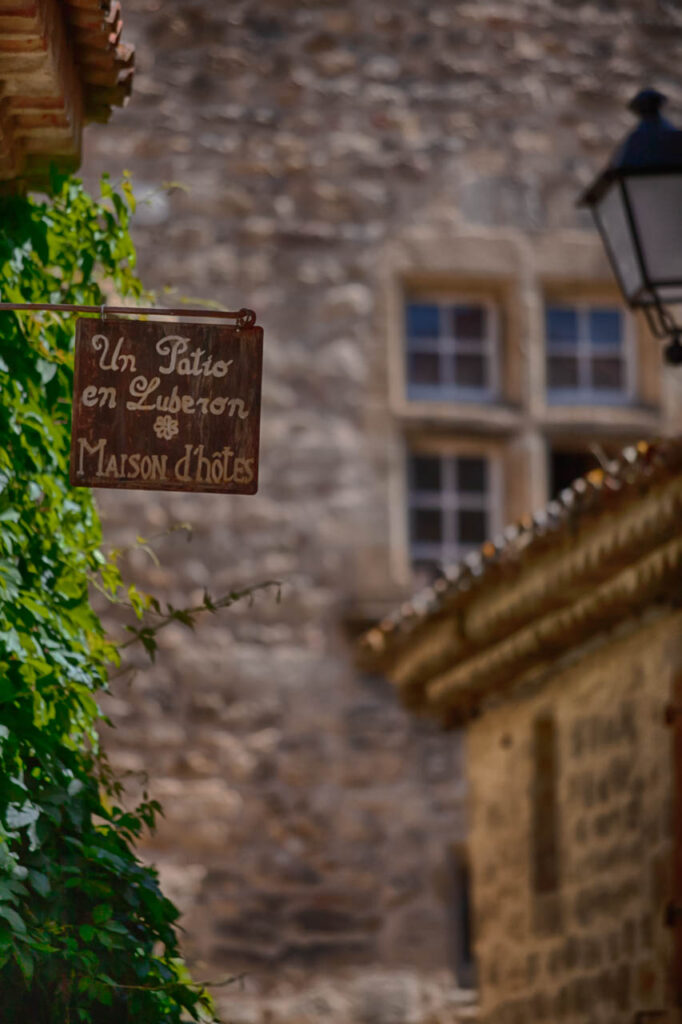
[405,300,498,401]
[408,452,491,577]
[530,714,563,934]
[447,845,476,988]
[545,304,630,402]
[531,715,560,895]
[549,449,601,500]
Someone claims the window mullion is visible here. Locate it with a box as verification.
[576,308,587,393]
[437,304,446,388]
[443,456,457,553]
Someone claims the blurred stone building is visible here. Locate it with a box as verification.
[364,439,682,1024]
[80,1,682,1020]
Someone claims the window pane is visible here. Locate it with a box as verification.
[550,450,600,499]
[591,356,623,390]
[411,455,441,492]
[453,353,487,389]
[546,307,578,345]
[457,508,488,545]
[547,355,579,390]
[589,309,622,347]
[457,457,487,493]
[406,303,439,339]
[453,305,484,342]
[409,352,441,385]
[412,508,442,543]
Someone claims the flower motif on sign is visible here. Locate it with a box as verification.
[153,414,179,440]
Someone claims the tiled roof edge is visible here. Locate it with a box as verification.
[361,436,682,665]
[65,0,135,122]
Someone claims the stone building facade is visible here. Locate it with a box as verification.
[79,1,682,1019]
[364,439,682,1024]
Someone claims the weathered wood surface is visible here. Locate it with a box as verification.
[70,317,262,494]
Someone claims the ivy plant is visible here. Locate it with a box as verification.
[0,173,218,1021]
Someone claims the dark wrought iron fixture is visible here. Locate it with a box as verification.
[579,88,682,365]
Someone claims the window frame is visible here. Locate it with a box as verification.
[544,300,635,405]
[530,712,563,935]
[447,844,476,989]
[404,294,501,404]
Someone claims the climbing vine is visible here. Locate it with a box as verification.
[0,172,219,1021]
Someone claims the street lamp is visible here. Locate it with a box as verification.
[579,88,682,365]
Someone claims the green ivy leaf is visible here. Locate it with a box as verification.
[0,177,223,1021]
[92,903,112,925]
[27,871,49,898]
[13,946,33,984]
[0,905,26,935]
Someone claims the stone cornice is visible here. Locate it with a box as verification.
[427,533,682,724]
[463,475,682,651]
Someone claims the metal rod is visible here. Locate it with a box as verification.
[0,302,257,327]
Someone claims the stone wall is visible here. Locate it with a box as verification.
[79,0,682,1017]
[467,610,682,1024]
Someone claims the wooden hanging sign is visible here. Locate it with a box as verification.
[70,317,263,494]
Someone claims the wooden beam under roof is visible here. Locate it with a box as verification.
[0,0,134,187]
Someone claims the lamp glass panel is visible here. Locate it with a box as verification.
[625,174,682,288]
[595,181,644,301]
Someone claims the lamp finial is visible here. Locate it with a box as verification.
[629,88,667,119]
